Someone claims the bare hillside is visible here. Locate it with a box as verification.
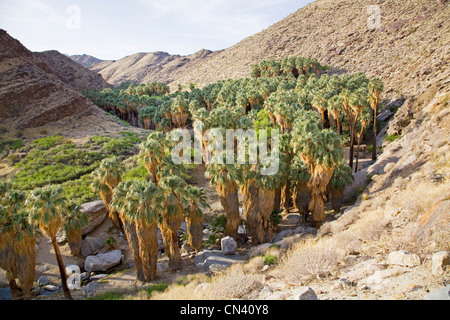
[70,54,104,70]
[0,30,136,140]
[94,49,218,86]
[35,50,111,91]
[172,0,449,99]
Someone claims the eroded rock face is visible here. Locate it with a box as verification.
[0,29,104,129]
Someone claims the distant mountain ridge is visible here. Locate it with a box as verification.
[70,49,218,87]
[70,54,105,70]
[36,51,111,91]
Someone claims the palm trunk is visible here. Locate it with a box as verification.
[161,212,182,271]
[122,219,145,282]
[281,178,292,214]
[51,236,73,300]
[330,187,345,212]
[372,104,378,161]
[66,228,82,256]
[322,109,330,129]
[218,187,240,241]
[14,233,36,299]
[257,188,275,244]
[307,165,334,227]
[273,188,281,213]
[136,220,158,282]
[1,231,19,299]
[348,114,359,170]
[242,183,260,244]
[336,115,342,136]
[355,125,365,173]
[186,209,203,253]
[293,182,311,219]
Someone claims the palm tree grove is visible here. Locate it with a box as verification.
[0,0,449,304]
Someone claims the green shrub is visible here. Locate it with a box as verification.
[264,255,277,266]
[384,133,403,142]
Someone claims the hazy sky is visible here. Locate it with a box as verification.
[0,0,313,60]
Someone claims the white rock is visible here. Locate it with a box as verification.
[387,250,421,267]
[221,236,237,256]
[66,264,81,275]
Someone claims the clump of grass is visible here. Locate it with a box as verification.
[384,133,403,142]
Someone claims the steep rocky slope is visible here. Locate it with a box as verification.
[35,51,111,91]
[70,54,104,70]
[0,30,134,138]
[93,49,218,86]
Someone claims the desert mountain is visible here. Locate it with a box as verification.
[70,54,104,70]
[0,30,134,139]
[91,49,217,86]
[35,50,111,91]
[171,0,449,99]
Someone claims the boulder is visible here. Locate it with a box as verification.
[272,230,295,243]
[81,237,105,257]
[249,243,272,258]
[387,250,421,267]
[293,287,318,300]
[37,276,49,286]
[84,250,123,273]
[80,200,108,235]
[193,250,246,272]
[221,236,237,255]
[432,251,450,275]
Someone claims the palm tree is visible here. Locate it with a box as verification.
[0,184,20,299]
[355,108,372,173]
[349,88,370,172]
[206,163,242,240]
[184,185,209,253]
[290,156,311,220]
[63,201,88,256]
[123,181,160,282]
[158,176,188,271]
[11,210,38,300]
[328,163,354,212]
[140,132,166,183]
[291,112,345,228]
[110,181,145,282]
[368,78,384,161]
[91,157,125,231]
[27,186,73,300]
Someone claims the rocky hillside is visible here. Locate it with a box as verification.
[92,49,218,86]
[35,51,111,91]
[0,30,133,138]
[172,0,449,97]
[70,54,104,70]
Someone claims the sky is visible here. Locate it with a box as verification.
[0,0,313,60]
